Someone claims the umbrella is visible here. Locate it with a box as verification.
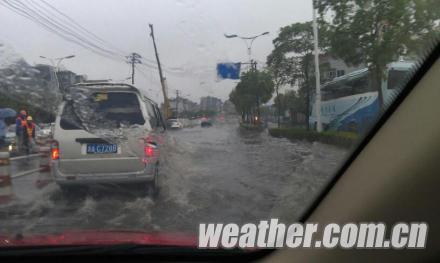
[0,108,17,119]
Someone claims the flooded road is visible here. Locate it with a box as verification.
[0,120,348,236]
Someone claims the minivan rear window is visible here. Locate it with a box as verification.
[60,92,145,130]
[91,92,145,127]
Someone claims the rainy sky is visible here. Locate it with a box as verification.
[0,0,312,103]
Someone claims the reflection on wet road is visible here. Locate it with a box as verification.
[0,120,347,236]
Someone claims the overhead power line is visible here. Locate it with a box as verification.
[0,0,200,80]
[0,0,124,62]
[37,0,128,57]
[24,0,123,58]
[24,0,185,74]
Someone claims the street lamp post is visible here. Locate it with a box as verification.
[312,0,322,132]
[39,55,75,94]
[224,32,269,66]
[39,55,75,72]
[225,31,269,125]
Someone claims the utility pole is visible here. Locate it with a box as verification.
[312,0,322,132]
[149,24,170,119]
[175,90,180,119]
[126,53,142,85]
[251,60,257,72]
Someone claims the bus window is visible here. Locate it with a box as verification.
[349,74,373,94]
[388,70,408,90]
[322,73,370,102]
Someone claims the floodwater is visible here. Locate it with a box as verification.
[0,119,348,237]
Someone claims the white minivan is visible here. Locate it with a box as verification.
[51,83,166,195]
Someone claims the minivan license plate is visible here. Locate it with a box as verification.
[86,144,117,154]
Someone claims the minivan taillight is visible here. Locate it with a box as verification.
[144,141,157,156]
[144,145,154,157]
[51,140,59,160]
[143,141,158,164]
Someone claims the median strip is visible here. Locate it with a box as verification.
[268,128,359,148]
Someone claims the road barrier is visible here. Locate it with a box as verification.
[39,146,51,172]
[36,146,53,189]
[0,151,12,204]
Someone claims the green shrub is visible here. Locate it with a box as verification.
[240,122,265,131]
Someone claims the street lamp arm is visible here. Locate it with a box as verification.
[55,55,75,60]
[40,56,55,67]
[224,34,238,38]
[239,36,258,40]
[238,32,269,40]
[40,55,75,70]
[225,32,269,40]
[224,31,269,64]
[56,55,76,70]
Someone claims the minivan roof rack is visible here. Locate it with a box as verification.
[67,82,158,105]
[73,82,136,87]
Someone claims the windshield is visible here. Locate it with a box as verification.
[0,0,438,252]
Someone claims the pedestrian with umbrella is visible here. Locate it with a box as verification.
[0,108,17,150]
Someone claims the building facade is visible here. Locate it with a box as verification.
[169,97,199,116]
[319,54,365,83]
[200,96,222,113]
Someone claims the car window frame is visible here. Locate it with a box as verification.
[299,43,440,223]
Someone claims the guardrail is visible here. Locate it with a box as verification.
[10,153,43,161]
[0,151,12,204]
[36,146,52,188]
[0,145,54,204]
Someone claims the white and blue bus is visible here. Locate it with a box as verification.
[309,61,415,133]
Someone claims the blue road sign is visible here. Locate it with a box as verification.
[217,63,241,80]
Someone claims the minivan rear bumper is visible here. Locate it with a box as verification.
[51,161,156,185]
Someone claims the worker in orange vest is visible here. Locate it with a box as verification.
[15,110,27,153]
[23,116,36,155]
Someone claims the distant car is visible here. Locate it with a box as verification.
[200,117,212,127]
[5,124,15,144]
[5,124,16,152]
[167,119,183,129]
[51,83,165,196]
[37,123,52,138]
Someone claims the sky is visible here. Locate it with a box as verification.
[0,0,313,103]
